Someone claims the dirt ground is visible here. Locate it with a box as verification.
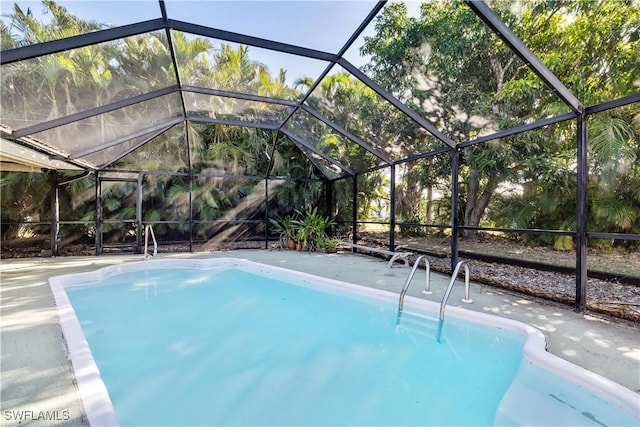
[356,232,640,323]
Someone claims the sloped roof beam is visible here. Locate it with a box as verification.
[280,129,354,175]
[167,20,336,62]
[1,16,337,65]
[160,1,188,128]
[301,104,392,165]
[183,86,298,107]
[1,19,166,64]
[466,0,583,114]
[338,58,456,150]
[13,86,180,138]
[70,117,183,159]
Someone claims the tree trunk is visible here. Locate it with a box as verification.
[425,186,433,223]
[463,166,498,236]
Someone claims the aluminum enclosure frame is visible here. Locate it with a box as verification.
[1,0,638,313]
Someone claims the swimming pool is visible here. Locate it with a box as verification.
[50,258,640,426]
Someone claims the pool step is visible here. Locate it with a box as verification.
[395,310,442,339]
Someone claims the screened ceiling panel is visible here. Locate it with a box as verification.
[0,1,163,49]
[184,92,293,126]
[1,30,176,133]
[59,1,163,27]
[104,123,189,172]
[1,0,628,179]
[81,128,166,169]
[290,143,344,181]
[305,65,443,161]
[284,109,382,173]
[485,0,640,104]
[270,134,323,180]
[173,31,328,100]
[31,92,184,157]
[341,1,572,143]
[341,0,423,67]
[164,0,377,54]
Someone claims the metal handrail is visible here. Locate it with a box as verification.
[421,258,432,294]
[144,224,157,259]
[398,255,428,311]
[439,261,473,321]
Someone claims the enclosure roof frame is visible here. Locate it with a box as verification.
[0,0,627,175]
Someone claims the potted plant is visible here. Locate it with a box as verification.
[323,237,343,253]
[292,207,336,252]
[295,228,306,251]
[269,213,299,250]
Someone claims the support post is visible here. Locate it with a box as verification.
[450,149,460,273]
[186,129,193,253]
[264,178,269,249]
[576,114,588,311]
[136,173,143,254]
[389,164,396,252]
[188,173,193,252]
[50,170,59,257]
[352,174,358,245]
[95,174,102,255]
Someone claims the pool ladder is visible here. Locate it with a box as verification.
[144,224,157,259]
[397,259,473,321]
[439,261,473,321]
[398,255,430,311]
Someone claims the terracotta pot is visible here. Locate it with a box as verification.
[296,243,303,251]
[288,239,296,250]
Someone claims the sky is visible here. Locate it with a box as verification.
[0,0,419,85]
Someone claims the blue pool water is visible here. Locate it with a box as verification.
[54,259,639,426]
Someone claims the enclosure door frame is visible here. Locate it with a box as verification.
[95,174,142,255]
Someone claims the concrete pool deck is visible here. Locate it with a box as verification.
[1,249,639,426]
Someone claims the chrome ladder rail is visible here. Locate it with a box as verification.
[398,255,429,311]
[144,224,157,259]
[421,257,433,295]
[439,261,473,321]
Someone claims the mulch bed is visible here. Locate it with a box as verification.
[356,234,640,323]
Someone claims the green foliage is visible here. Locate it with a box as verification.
[362,0,640,245]
[292,207,336,252]
[268,207,336,252]
[269,212,299,248]
[1,0,639,253]
[553,236,574,251]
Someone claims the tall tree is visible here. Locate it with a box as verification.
[361,0,639,242]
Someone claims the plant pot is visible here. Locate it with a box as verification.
[296,243,303,251]
[288,239,296,250]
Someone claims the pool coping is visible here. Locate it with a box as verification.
[50,257,640,425]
